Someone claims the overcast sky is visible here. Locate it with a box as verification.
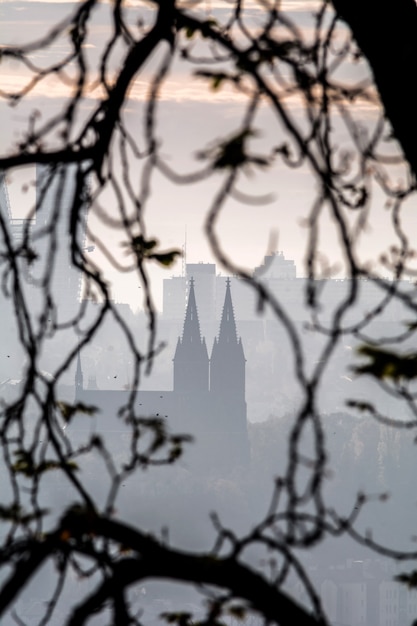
[1,0,415,309]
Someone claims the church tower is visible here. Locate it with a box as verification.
[173,278,209,393]
[210,279,249,467]
[210,279,246,399]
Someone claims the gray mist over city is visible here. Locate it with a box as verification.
[1,1,417,625]
[0,165,416,626]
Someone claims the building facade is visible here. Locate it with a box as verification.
[1,165,88,324]
[74,279,249,472]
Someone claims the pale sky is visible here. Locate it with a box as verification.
[1,0,414,310]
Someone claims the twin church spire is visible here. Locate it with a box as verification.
[74,276,248,468]
[210,279,245,398]
[173,278,209,393]
[177,278,206,347]
[76,277,245,400]
[217,278,238,344]
[173,277,245,397]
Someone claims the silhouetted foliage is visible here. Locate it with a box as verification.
[1,0,417,624]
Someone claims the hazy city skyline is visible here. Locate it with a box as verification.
[3,0,416,311]
[1,2,417,624]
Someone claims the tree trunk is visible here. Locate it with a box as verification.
[332,0,417,179]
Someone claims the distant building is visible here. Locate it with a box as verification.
[74,279,249,472]
[162,263,218,342]
[0,172,33,281]
[253,251,297,279]
[1,165,88,324]
[292,558,417,626]
[31,164,88,322]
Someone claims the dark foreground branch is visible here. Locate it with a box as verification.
[0,512,327,626]
[332,0,417,180]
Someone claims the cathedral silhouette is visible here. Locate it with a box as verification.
[75,279,249,472]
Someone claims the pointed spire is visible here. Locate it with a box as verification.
[181,277,203,345]
[173,278,209,392]
[217,278,238,345]
[75,351,83,391]
[210,279,246,396]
